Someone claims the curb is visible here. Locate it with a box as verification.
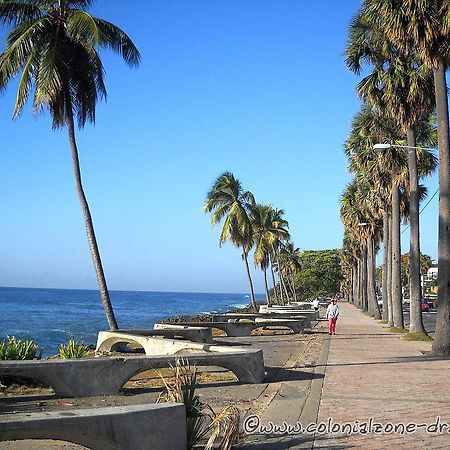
[289,333,331,449]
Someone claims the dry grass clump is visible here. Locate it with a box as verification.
[403,332,432,341]
[157,358,240,450]
[388,327,407,334]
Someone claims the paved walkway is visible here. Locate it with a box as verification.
[314,302,450,449]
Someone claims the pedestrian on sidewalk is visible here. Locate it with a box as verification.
[326,298,339,335]
[312,298,320,311]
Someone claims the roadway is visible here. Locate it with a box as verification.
[402,305,436,337]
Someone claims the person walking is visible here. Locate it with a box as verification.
[312,298,320,311]
[326,298,339,335]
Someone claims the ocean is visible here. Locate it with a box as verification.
[0,287,264,357]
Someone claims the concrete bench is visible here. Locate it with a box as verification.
[95,327,213,348]
[152,323,213,343]
[259,307,319,320]
[0,349,265,397]
[156,319,304,337]
[0,403,186,450]
[212,312,313,328]
[96,331,242,355]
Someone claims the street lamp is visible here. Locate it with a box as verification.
[373,143,435,151]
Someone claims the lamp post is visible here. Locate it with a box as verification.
[373,143,435,151]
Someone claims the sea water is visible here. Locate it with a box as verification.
[0,287,263,356]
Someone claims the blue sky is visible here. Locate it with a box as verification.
[0,0,439,293]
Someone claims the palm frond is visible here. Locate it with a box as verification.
[93,17,141,67]
[66,9,100,46]
[205,406,240,450]
[0,1,41,26]
[0,0,139,128]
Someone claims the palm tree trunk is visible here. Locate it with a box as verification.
[392,182,404,329]
[349,268,353,304]
[286,271,295,301]
[406,127,426,334]
[242,248,257,312]
[351,266,356,305]
[281,273,290,303]
[264,267,271,306]
[370,237,381,319]
[357,258,363,309]
[367,237,378,318]
[362,246,368,311]
[432,62,450,355]
[387,214,394,327]
[277,257,289,304]
[290,272,298,302]
[269,256,279,304]
[367,239,375,316]
[275,254,287,304]
[382,211,389,321]
[66,104,119,331]
[374,238,382,319]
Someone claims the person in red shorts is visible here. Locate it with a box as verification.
[326,297,339,335]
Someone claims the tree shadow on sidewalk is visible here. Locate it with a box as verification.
[264,367,324,383]
[330,333,398,339]
[313,353,450,368]
[238,432,350,449]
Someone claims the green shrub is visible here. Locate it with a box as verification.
[59,339,88,359]
[0,337,38,360]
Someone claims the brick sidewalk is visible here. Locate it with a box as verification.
[314,302,450,449]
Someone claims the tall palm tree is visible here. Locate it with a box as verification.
[341,180,370,313]
[345,106,403,322]
[204,172,257,311]
[0,0,140,330]
[344,104,436,325]
[250,204,289,305]
[279,241,301,302]
[346,9,436,334]
[362,0,450,356]
[268,207,290,304]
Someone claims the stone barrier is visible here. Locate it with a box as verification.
[0,403,186,450]
[212,312,313,329]
[0,350,265,397]
[127,327,213,343]
[158,319,304,337]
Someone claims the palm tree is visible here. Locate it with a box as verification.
[346,8,436,334]
[279,242,301,302]
[204,172,257,311]
[345,105,403,322]
[362,0,450,356]
[344,104,436,325]
[268,207,290,304]
[250,204,289,305]
[0,0,140,330]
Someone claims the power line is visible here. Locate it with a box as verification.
[401,188,439,235]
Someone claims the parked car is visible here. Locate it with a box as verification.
[421,301,430,313]
[423,297,436,309]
